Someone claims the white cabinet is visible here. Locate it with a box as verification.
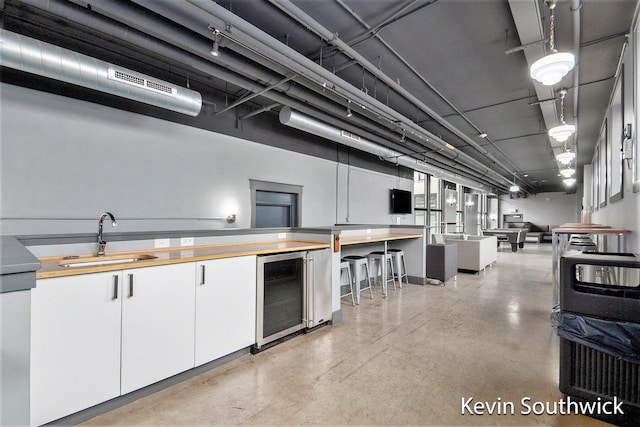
[31,272,122,426]
[30,256,257,423]
[120,263,196,394]
[195,256,256,366]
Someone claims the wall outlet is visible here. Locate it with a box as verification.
[180,237,194,246]
[155,238,170,248]
[278,233,286,239]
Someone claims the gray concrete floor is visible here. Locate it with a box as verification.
[82,244,611,426]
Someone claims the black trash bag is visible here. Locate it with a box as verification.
[552,309,640,364]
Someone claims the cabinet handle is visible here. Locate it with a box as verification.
[128,274,134,298]
[112,275,119,300]
[200,265,206,286]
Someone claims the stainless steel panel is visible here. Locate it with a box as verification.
[307,249,332,328]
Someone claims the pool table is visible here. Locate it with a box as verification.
[481,228,526,252]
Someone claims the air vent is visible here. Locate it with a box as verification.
[113,70,144,86]
[340,130,361,141]
[146,80,173,94]
[108,68,175,97]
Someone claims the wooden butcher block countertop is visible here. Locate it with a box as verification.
[37,240,330,279]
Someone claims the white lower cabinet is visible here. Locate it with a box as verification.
[195,256,257,366]
[30,257,256,425]
[31,272,123,426]
[120,263,196,394]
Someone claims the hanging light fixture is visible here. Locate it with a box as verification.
[548,89,575,142]
[556,147,576,165]
[563,177,576,186]
[530,0,575,86]
[210,28,220,57]
[346,100,353,118]
[509,172,520,193]
[560,167,575,178]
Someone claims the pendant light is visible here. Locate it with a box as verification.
[530,0,575,86]
[556,145,576,165]
[548,89,575,142]
[210,28,221,57]
[509,173,520,193]
[563,177,576,186]
[560,167,575,178]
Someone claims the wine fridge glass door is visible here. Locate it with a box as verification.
[256,252,307,349]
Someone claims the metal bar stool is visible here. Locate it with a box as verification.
[339,261,355,306]
[367,251,396,292]
[388,248,408,288]
[342,255,373,304]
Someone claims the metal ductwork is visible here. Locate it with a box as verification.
[0,29,202,116]
[280,107,494,192]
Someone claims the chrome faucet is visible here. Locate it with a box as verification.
[97,212,117,256]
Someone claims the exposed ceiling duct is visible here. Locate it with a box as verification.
[154,0,515,191]
[0,29,203,116]
[280,107,494,193]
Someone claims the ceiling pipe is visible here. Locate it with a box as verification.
[16,0,506,190]
[0,29,202,116]
[268,0,522,183]
[333,0,528,187]
[280,107,494,192]
[176,0,514,189]
[61,0,457,161]
[570,0,581,163]
[18,0,485,183]
[36,1,419,150]
[118,0,507,187]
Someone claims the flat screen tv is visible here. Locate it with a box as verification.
[390,189,412,214]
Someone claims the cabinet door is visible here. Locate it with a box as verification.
[195,256,256,366]
[31,272,122,426]
[121,263,196,394]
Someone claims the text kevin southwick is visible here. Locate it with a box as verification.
[461,396,624,416]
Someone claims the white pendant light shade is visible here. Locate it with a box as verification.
[556,150,575,165]
[563,177,576,186]
[530,52,575,86]
[509,184,520,193]
[549,123,576,142]
[560,167,575,178]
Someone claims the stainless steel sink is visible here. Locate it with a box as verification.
[59,254,158,268]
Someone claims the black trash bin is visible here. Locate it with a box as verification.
[557,253,640,426]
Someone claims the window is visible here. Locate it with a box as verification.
[413,172,443,240]
[634,28,640,192]
[413,172,427,225]
[250,180,302,228]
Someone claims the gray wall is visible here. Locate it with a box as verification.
[0,83,413,236]
[589,33,640,253]
[499,192,579,229]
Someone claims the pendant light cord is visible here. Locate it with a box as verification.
[549,8,556,52]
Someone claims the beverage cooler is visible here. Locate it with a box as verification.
[254,249,331,351]
[555,252,640,426]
